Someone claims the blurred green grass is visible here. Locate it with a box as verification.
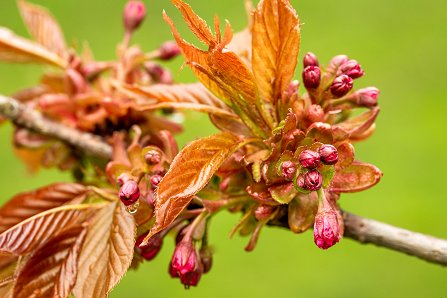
[0,0,446,297]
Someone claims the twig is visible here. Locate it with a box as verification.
[343,211,447,266]
[1,95,447,266]
[0,95,112,159]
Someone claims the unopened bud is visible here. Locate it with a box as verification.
[144,150,162,165]
[339,59,364,79]
[314,210,341,249]
[303,52,319,67]
[355,87,379,107]
[299,150,320,169]
[145,62,173,84]
[281,161,297,180]
[199,247,213,274]
[287,80,300,97]
[159,41,181,60]
[117,173,130,186]
[330,75,353,98]
[150,174,163,189]
[303,104,325,126]
[327,55,349,74]
[254,204,275,221]
[296,174,306,190]
[119,180,140,205]
[135,232,163,261]
[170,240,202,287]
[302,66,321,89]
[318,144,338,165]
[123,1,146,32]
[303,170,323,191]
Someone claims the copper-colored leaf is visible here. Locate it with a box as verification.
[332,107,380,140]
[73,202,135,298]
[0,183,87,233]
[0,204,98,255]
[252,0,300,103]
[288,192,318,233]
[209,113,253,137]
[18,0,67,58]
[336,142,355,169]
[331,161,382,193]
[13,225,87,298]
[148,132,241,240]
[0,258,16,298]
[0,27,66,67]
[126,83,236,118]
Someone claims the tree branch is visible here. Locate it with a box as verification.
[343,211,447,266]
[1,95,447,266]
[0,95,112,159]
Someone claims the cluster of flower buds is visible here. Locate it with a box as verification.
[295,144,338,191]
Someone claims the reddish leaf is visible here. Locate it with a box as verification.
[336,142,355,169]
[147,132,241,240]
[0,258,16,297]
[306,122,333,144]
[18,0,67,58]
[73,202,135,298]
[288,192,318,233]
[209,113,253,137]
[0,27,66,67]
[331,161,382,193]
[269,182,297,204]
[332,107,380,140]
[12,225,87,298]
[0,183,87,233]
[0,204,98,255]
[252,0,300,103]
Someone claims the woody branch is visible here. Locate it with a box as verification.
[1,95,447,266]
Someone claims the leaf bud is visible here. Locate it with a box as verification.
[303,52,319,67]
[299,150,320,169]
[318,144,338,165]
[119,180,140,205]
[123,1,146,33]
[330,74,353,98]
[303,170,323,191]
[302,66,321,89]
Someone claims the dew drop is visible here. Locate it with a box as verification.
[126,201,140,214]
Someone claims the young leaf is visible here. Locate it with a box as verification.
[0,204,99,255]
[288,192,318,233]
[73,202,135,298]
[331,161,382,193]
[12,225,87,298]
[252,0,300,103]
[332,107,380,140]
[147,132,241,240]
[0,27,66,67]
[0,183,87,233]
[209,113,253,137]
[17,0,67,58]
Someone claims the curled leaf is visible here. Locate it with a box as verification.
[252,0,300,103]
[332,107,380,140]
[147,132,241,240]
[331,161,382,193]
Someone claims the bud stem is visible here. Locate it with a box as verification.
[184,211,209,241]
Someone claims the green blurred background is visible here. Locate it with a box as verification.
[1,0,446,297]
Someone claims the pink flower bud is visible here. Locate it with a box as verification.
[318,144,338,165]
[117,173,130,186]
[303,52,319,67]
[327,55,349,73]
[355,87,379,107]
[330,74,353,98]
[180,270,202,288]
[254,204,276,221]
[303,170,322,191]
[303,104,325,127]
[302,66,321,89]
[281,161,297,180]
[123,1,146,32]
[296,174,306,190]
[287,80,300,97]
[135,232,163,261]
[144,150,162,164]
[299,150,320,169]
[119,180,140,205]
[314,210,341,249]
[150,174,163,189]
[339,59,364,79]
[145,62,173,84]
[171,240,199,275]
[159,41,181,60]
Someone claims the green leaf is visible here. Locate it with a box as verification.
[146,132,241,241]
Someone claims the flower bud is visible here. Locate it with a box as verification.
[327,55,349,74]
[145,62,173,84]
[314,210,341,249]
[287,80,300,97]
[303,170,322,191]
[254,204,275,221]
[171,240,199,276]
[135,232,163,261]
[180,269,202,288]
[303,104,325,127]
[318,144,338,165]
[117,173,130,186]
[119,180,140,205]
[302,66,321,89]
[330,74,353,98]
[339,59,364,79]
[159,41,181,60]
[355,87,379,107]
[123,1,146,32]
[303,52,319,67]
[296,174,306,189]
[299,150,320,169]
[150,174,163,189]
[281,161,297,180]
[199,247,213,274]
[144,150,162,165]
